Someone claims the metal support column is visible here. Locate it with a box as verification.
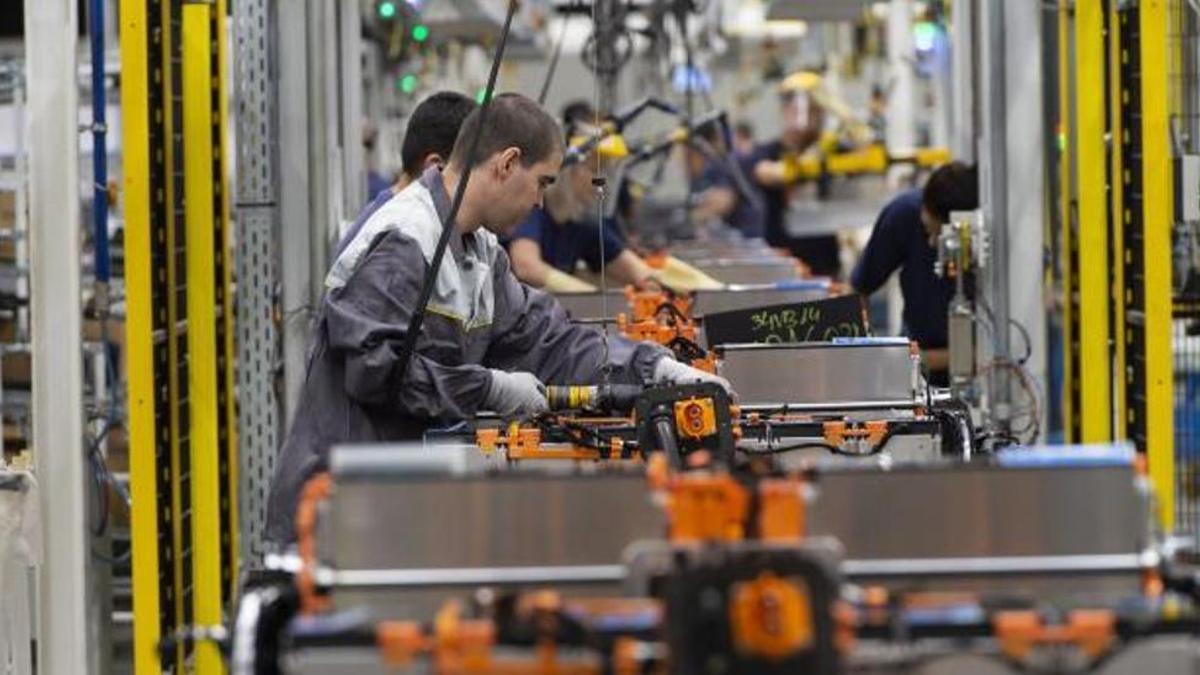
[25,0,89,672]
[949,0,975,163]
[980,0,1012,431]
[1003,0,1047,441]
[338,0,364,211]
[887,0,917,161]
[278,0,313,426]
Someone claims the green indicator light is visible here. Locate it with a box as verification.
[412,24,430,42]
[379,1,397,19]
[475,88,488,104]
[400,74,418,94]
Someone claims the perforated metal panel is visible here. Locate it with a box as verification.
[234,0,280,570]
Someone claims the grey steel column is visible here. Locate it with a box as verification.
[981,0,1012,431]
[234,0,282,568]
[24,0,90,672]
[278,0,313,426]
[338,0,365,212]
[950,0,976,163]
[1003,0,1046,440]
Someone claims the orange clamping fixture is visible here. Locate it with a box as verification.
[833,601,857,656]
[691,352,719,375]
[377,621,427,667]
[674,397,717,440]
[822,420,889,450]
[625,287,691,323]
[756,478,806,542]
[729,571,815,661]
[433,601,497,673]
[617,314,698,345]
[993,610,1116,664]
[663,472,749,542]
[295,473,333,615]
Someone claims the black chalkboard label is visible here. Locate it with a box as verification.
[702,295,868,348]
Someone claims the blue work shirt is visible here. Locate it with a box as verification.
[335,183,398,258]
[695,159,765,239]
[507,206,626,274]
[850,189,953,351]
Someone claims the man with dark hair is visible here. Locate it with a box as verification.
[339,92,477,256]
[850,161,979,384]
[400,91,479,186]
[267,92,729,544]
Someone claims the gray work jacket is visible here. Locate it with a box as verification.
[265,168,667,544]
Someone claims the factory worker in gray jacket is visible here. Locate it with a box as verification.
[266,93,728,545]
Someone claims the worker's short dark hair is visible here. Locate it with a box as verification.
[922,161,979,224]
[449,93,564,169]
[561,99,597,128]
[401,91,478,179]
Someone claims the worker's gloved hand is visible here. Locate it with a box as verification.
[652,357,734,397]
[484,370,549,419]
[542,268,598,293]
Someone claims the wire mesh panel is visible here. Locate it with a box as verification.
[233,0,281,571]
[1169,0,1200,535]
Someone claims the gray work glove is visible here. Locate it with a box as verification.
[484,369,549,419]
[652,357,734,396]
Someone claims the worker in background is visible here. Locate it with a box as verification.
[338,91,478,256]
[749,73,842,277]
[266,93,730,544]
[686,120,764,239]
[850,161,978,386]
[507,139,657,293]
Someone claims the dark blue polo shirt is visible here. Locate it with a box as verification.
[508,206,625,274]
[695,159,765,239]
[850,189,953,351]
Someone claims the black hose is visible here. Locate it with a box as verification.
[391,0,519,391]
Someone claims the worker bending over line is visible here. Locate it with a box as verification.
[337,91,478,256]
[507,138,657,292]
[686,119,764,239]
[266,93,730,544]
[851,161,979,386]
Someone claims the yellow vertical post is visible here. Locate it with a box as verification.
[1059,0,1076,442]
[119,0,161,672]
[1139,0,1175,528]
[1075,0,1113,442]
[214,0,240,603]
[1110,1,1127,440]
[163,0,187,668]
[182,3,225,672]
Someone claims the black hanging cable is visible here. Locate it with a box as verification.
[392,0,520,389]
[538,10,572,105]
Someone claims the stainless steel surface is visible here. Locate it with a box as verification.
[808,463,1148,561]
[718,342,918,408]
[325,471,662,570]
[234,0,281,571]
[327,564,626,589]
[691,259,799,285]
[841,552,1151,579]
[330,443,488,478]
[692,284,830,315]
